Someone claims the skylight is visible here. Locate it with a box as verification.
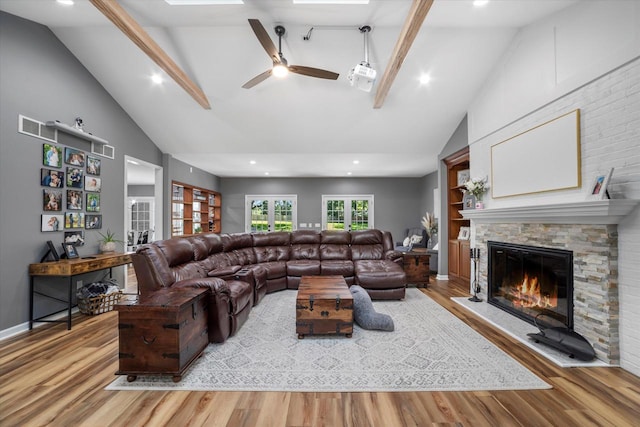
[164,0,244,5]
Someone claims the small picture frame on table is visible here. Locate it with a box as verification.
[587,168,614,200]
[62,243,79,259]
[457,227,470,240]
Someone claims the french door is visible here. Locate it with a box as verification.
[321,195,374,231]
[245,195,297,232]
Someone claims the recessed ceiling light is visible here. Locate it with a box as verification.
[151,73,163,84]
[265,172,270,176]
[353,160,360,164]
[164,0,243,5]
[293,1,369,4]
[249,160,256,165]
[56,0,74,5]
[347,172,352,175]
[419,73,431,85]
[473,0,489,7]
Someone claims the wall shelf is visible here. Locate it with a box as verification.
[46,120,109,145]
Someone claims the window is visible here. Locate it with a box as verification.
[245,195,297,232]
[128,197,154,244]
[321,195,373,231]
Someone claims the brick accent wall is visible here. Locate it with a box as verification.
[475,223,619,364]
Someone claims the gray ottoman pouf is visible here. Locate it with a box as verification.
[349,285,394,331]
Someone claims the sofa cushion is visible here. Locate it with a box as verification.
[222,233,253,251]
[354,260,406,289]
[258,261,287,279]
[320,260,354,277]
[254,245,290,263]
[320,230,350,245]
[226,280,253,315]
[155,238,195,267]
[350,229,385,261]
[287,260,321,276]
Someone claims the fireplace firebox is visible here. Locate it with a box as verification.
[487,241,573,330]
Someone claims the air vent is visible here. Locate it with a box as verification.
[91,142,115,159]
[18,115,56,142]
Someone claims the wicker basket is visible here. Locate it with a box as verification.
[77,291,122,315]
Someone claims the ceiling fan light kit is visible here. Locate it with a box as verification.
[242,19,339,89]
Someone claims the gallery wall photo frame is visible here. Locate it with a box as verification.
[42,214,63,232]
[457,169,470,186]
[64,147,85,167]
[41,168,64,188]
[65,212,84,229]
[85,176,101,192]
[43,143,62,168]
[491,109,581,199]
[66,167,84,188]
[86,193,100,212]
[64,230,85,246]
[85,214,102,229]
[86,156,101,176]
[587,168,614,200]
[43,189,62,211]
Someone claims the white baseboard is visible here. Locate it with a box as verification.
[0,308,79,341]
[436,274,449,281]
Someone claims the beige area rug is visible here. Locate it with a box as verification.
[106,289,550,392]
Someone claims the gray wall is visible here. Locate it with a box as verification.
[0,12,163,331]
[436,115,469,275]
[220,177,433,244]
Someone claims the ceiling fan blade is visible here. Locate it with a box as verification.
[248,19,280,64]
[289,65,339,80]
[242,69,273,89]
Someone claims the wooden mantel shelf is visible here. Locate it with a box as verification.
[459,199,639,225]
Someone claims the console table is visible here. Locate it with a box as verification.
[29,252,132,330]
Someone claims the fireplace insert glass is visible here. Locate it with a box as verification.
[487,241,573,330]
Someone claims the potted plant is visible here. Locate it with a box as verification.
[97,229,123,253]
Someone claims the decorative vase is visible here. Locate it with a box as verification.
[100,241,116,253]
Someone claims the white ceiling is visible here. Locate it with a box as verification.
[1,0,578,178]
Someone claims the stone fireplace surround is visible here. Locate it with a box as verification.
[461,200,639,364]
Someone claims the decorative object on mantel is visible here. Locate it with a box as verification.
[587,167,614,200]
[469,247,481,302]
[97,229,123,253]
[461,176,489,209]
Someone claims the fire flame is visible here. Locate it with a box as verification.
[510,273,557,308]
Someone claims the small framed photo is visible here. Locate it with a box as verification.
[43,189,63,211]
[85,176,101,192]
[463,193,476,210]
[41,168,64,188]
[64,230,85,246]
[65,212,84,229]
[64,147,85,167]
[43,143,62,168]
[86,156,101,176]
[86,193,100,212]
[588,168,614,200]
[42,214,64,232]
[45,240,60,261]
[66,167,84,188]
[66,190,83,210]
[85,214,102,229]
[457,169,470,186]
[457,226,470,240]
[62,243,79,259]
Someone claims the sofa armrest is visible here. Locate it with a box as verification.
[172,277,230,296]
[385,250,404,264]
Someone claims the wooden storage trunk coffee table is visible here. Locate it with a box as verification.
[115,287,209,383]
[296,275,353,339]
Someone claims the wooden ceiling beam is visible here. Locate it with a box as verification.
[89,0,211,109]
[373,0,433,109]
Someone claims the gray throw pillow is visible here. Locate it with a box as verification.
[350,285,394,331]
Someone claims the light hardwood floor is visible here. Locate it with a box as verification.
[1,278,639,427]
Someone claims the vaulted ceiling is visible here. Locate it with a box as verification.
[0,0,577,178]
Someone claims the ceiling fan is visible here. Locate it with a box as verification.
[242,19,339,89]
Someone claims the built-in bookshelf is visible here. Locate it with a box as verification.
[444,147,471,285]
[171,181,221,236]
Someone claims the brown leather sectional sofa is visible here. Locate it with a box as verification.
[132,229,406,343]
